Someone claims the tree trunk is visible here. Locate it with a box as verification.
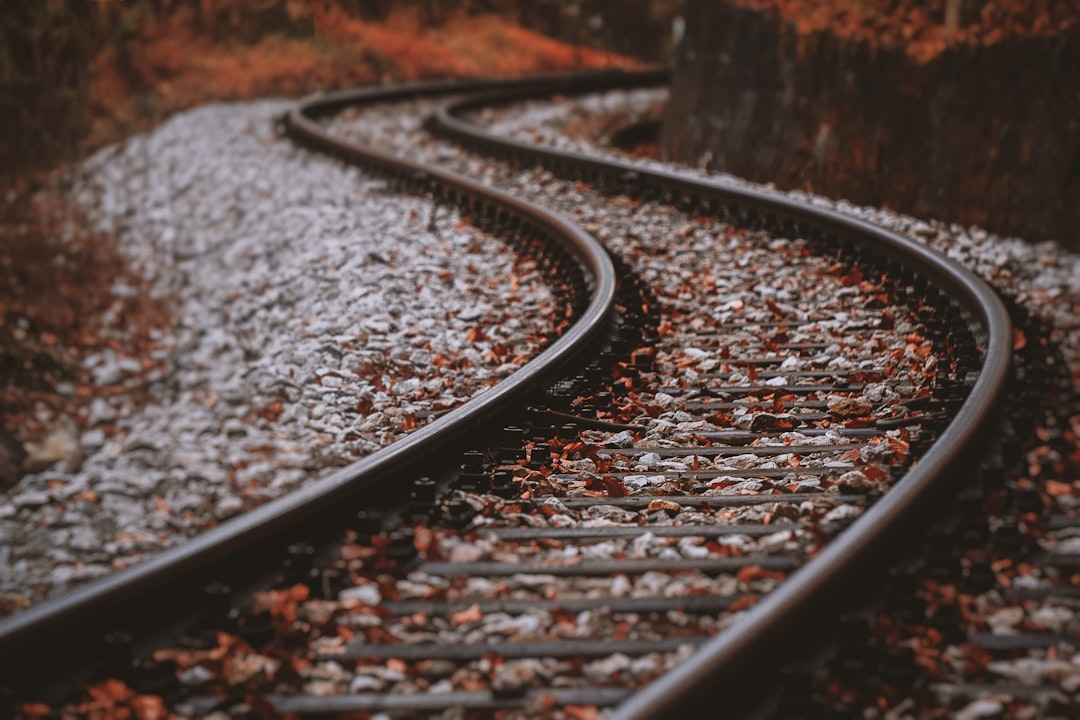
[659,0,1080,248]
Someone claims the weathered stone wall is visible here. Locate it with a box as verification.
[660,1,1080,247]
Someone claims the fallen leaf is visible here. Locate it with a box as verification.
[1044,480,1072,496]
[646,499,681,513]
[729,595,759,611]
[736,566,785,584]
[87,679,135,705]
[565,705,600,720]
[451,604,483,626]
[827,396,873,418]
[585,475,627,497]
[260,402,284,422]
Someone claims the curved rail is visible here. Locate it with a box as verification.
[0,74,648,665]
[0,71,1013,716]
[427,78,1014,718]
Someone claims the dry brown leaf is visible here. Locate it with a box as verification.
[130,695,168,720]
[450,603,483,626]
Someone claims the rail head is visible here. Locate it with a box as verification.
[427,81,1013,719]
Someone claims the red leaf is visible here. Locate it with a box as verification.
[863,465,890,482]
[765,298,785,319]
[260,402,284,421]
[585,475,627,497]
[729,595,759,611]
[451,604,483,626]
[1013,329,1027,351]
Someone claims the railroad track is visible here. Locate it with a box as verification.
[764,295,1080,718]
[1,71,1013,718]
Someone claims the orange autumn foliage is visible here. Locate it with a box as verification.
[58,679,168,720]
[730,0,1079,63]
[85,3,639,152]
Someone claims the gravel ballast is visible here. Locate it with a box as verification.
[0,100,557,611]
[330,87,1079,386]
[4,83,1077,719]
[321,87,1080,716]
[456,87,1080,719]
[468,87,1080,378]
[98,87,940,713]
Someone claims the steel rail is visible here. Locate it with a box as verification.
[428,79,1014,719]
[0,71,1013,717]
[0,74,654,663]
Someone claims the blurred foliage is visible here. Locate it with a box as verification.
[734,0,1079,61]
[0,0,669,183]
[519,0,684,62]
[0,1,101,181]
[5,1,1069,182]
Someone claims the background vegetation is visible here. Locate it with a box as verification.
[0,0,678,184]
[0,0,663,475]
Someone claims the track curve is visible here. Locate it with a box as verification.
[0,75,619,682]
[1,71,1015,717]
[426,75,1013,718]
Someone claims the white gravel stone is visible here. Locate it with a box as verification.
[956,699,1007,720]
[0,99,555,609]
[13,82,1080,712]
